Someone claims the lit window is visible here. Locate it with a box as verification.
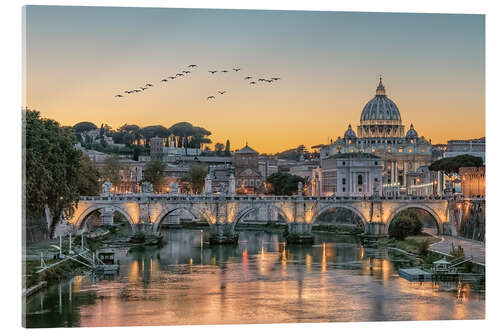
[371,148,375,153]
[409,148,413,153]
[398,147,403,152]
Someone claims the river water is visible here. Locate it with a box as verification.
[24,229,485,327]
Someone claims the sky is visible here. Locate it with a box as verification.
[24,6,485,154]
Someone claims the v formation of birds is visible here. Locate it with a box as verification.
[114,65,281,100]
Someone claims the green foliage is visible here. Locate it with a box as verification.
[129,232,146,243]
[274,145,308,161]
[429,154,483,175]
[73,121,97,133]
[25,109,94,237]
[418,239,431,256]
[266,172,305,195]
[100,154,122,187]
[181,165,207,194]
[388,211,423,240]
[76,154,100,196]
[225,140,231,156]
[214,142,224,156]
[143,159,166,192]
[451,244,465,258]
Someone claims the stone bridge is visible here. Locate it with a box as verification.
[66,194,460,243]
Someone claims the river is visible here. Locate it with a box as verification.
[24,229,485,327]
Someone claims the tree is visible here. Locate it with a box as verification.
[101,154,122,188]
[181,165,207,194]
[169,122,212,150]
[140,125,170,145]
[76,154,100,196]
[143,160,166,192]
[429,154,483,176]
[73,121,97,133]
[25,109,95,237]
[225,139,231,156]
[266,172,305,195]
[388,211,423,240]
[214,142,224,156]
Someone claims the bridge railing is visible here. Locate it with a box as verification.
[79,194,448,202]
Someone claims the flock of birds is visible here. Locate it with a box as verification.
[114,64,281,101]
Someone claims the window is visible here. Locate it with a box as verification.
[398,147,403,152]
[342,187,346,192]
[250,179,254,186]
[358,174,363,185]
[342,161,346,165]
[409,148,413,153]
[371,147,375,153]
[374,161,378,165]
[374,178,378,182]
[342,178,346,185]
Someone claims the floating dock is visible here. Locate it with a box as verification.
[399,268,433,281]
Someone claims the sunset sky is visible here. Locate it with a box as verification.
[24,6,485,154]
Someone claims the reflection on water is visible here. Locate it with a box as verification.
[24,229,485,327]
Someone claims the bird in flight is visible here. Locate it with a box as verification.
[233,68,241,72]
[133,89,141,93]
[244,76,252,80]
[168,76,176,79]
[207,96,215,99]
[188,64,197,67]
[208,70,218,74]
[140,87,147,91]
[124,90,133,94]
[115,94,123,97]
[258,78,266,82]
[176,73,184,77]
[221,70,228,73]
[271,77,281,81]
[145,83,153,87]
[218,91,227,94]
[249,81,256,85]
[161,79,168,82]
[265,79,273,83]
[182,70,191,74]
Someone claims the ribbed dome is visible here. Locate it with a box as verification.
[344,124,356,139]
[360,78,401,122]
[406,124,418,139]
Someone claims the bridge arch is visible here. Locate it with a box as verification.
[73,204,135,229]
[232,204,291,225]
[312,204,368,227]
[153,205,214,232]
[385,204,443,235]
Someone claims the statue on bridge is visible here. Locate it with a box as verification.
[228,173,236,196]
[219,183,227,196]
[297,181,303,197]
[203,173,212,194]
[101,181,112,197]
[169,182,179,195]
[141,181,153,194]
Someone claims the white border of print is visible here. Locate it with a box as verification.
[1,1,498,333]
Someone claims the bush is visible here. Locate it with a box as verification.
[389,215,422,240]
[451,244,464,258]
[418,239,431,256]
[129,232,146,243]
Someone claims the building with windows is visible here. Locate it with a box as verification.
[445,137,485,162]
[317,78,434,193]
[459,167,485,198]
[234,144,264,194]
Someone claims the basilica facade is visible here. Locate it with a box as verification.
[315,78,434,196]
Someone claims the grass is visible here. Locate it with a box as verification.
[392,234,440,255]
